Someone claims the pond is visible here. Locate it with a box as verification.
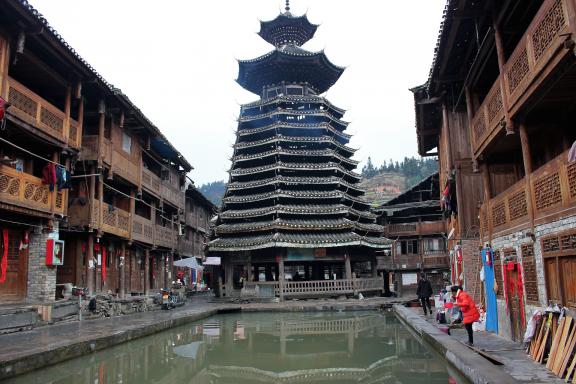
[6,311,468,384]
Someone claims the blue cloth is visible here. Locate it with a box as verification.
[482,248,498,333]
[55,166,71,191]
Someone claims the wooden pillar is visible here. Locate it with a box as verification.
[164,253,170,289]
[441,104,454,172]
[144,249,150,295]
[519,123,536,228]
[119,242,126,298]
[129,189,135,242]
[246,254,253,282]
[344,253,352,280]
[98,172,104,229]
[64,85,71,140]
[87,232,95,295]
[464,87,479,171]
[278,253,285,302]
[493,23,514,134]
[0,38,10,99]
[371,260,378,278]
[225,258,234,296]
[97,99,106,166]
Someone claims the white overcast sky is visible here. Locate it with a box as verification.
[29,0,446,185]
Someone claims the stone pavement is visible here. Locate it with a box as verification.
[404,305,564,383]
[0,295,400,380]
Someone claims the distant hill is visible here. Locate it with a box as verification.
[359,156,438,206]
[359,172,406,207]
[199,180,226,206]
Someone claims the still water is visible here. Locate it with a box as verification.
[6,311,468,384]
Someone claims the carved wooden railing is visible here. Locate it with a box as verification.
[79,135,112,165]
[243,277,383,298]
[161,182,184,208]
[132,214,154,245]
[0,164,65,215]
[155,224,177,249]
[423,255,450,267]
[385,221,445,236]
[472,0,572,157]
[112,150,141,186]
[480,149,576,237]
[141,167,161,196]
[97,199,130,238]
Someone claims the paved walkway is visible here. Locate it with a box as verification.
[0,295,399,380]
[406,306,563,383]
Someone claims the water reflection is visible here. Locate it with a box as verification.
[6,312,466,384]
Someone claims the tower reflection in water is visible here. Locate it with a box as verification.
[6,312,466,384]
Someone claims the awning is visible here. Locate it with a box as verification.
[173,257,199,269]
[204,256,221,266]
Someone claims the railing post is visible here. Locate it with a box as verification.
[278,254,285,302]
[119,241,126,298]
[352,272,357,296]
[493,22,515,134]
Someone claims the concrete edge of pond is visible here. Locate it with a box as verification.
[0,309,220,380]
[394,305,518,384]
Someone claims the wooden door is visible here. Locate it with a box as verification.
[506,264,525,342]
[0,229,28,301]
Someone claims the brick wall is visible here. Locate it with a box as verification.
[461,239,481,304]
[26,225,57,303]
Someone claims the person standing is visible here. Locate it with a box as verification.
[416,273,433,316]
[451,285,480,346]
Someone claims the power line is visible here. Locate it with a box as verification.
[0,136,61,166]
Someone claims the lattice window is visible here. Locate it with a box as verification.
[0,173,20,196]
[487,89,503,123]
[118,214,129,231]
[560,232,576,251]
[40,107,64,133]
[473,114,487,142]
[534,172,562,210]
[480,208,489,236]
[494,253,504,298]
[568,162,576,199]
[521,244,539,304]
[543,236,560,253]
[103,209,116,227]
[503,247,518,261]
[507,48,530,95]
[133,221,143,235]
[508,189,528,221]
[144,225,153,239]
[69,124,78,142]
[491,201,507,227]
[532,0,566,61]
[55,192,63,209]
[8,87,37,117]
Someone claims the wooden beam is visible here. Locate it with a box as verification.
[493,22,514,134]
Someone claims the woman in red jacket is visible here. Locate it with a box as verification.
[451,285,480,346]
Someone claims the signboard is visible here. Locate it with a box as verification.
[287,249,315,261]
[46,239,65,266]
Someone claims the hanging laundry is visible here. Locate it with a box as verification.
[55,166,72,190]
[101,247,107,284]
[569,140,576,163]
[0,229,8,283]
[41,163,57,191]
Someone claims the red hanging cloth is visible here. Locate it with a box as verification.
[0,97,9,121]
[101,247,107,284]
[0,230,8,283]
[517,264,526,329]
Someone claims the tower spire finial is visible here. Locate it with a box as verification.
[285,0,290,12]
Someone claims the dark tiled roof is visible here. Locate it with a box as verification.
[229,162,361,179]
[215,218,354,234]
[237,122,351,140]
[233,148,359,166]
[219,204,349,219]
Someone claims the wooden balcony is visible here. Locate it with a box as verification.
[111,149,140,186]
[79,135,112,165]
[0,164,66,216]
[423,254,450,268]
[161,182,184,208]
[472,0,573,157]
[132,214,154,245]
[141,167,161,196]
[384,221,445,237]
[480,149,576,239]
[98,200,130,238]
[179,237,195,255]
[5,77,80,148]
[155,224,177,249]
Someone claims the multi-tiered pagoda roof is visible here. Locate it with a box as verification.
[209,2,388,252]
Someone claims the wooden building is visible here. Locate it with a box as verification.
[0,0,193,303]
[208,2,390,300]
[376,173,449,296]
[413,0,576,341]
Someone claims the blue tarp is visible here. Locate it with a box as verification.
[482,248,498,333]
